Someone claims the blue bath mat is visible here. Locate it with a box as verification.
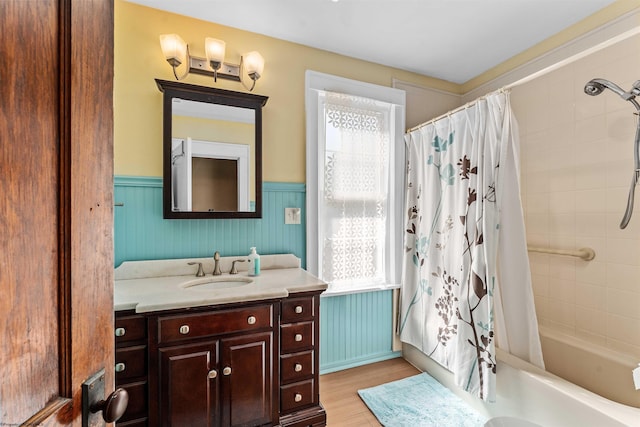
[358,373,488,426]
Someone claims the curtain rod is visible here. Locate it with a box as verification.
[406,88,509,133]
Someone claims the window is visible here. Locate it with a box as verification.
[305,71,405,295]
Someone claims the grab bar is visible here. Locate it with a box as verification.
[527,246,595,261]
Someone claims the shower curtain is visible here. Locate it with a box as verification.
[399,91,543,402]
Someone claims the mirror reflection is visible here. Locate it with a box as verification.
[156,79,268,219]
[171,99,255,212]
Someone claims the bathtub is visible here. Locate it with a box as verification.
[539,326,639,410]
[403,330,640,427]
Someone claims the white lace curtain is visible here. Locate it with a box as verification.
[320,92,392,290]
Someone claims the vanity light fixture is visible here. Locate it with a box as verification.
[159,33,265,91]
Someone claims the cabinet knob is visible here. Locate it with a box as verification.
[294,333,303,342]
[222,366,232,376]
[294,393,303,402]
[208,370,218,379]
[114,327,126,337]
[294,363,303,372]
[115,363,126,373]
[179,325,190,335]
[295,305,303,314]
[247,315,256,325]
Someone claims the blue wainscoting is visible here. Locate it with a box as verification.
[113,176,399,371]
[114,177,306,267]
[320,290,399,374]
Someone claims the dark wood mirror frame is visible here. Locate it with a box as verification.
[156,79,268,219]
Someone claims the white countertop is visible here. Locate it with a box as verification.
[114,255,327,313]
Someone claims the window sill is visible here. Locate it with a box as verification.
[320,283,400,297]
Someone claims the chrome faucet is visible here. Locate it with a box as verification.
[230,259,245,274]
[187,262,205,277]
[213,251,222,275]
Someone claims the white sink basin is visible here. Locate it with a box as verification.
[181,277,253,291]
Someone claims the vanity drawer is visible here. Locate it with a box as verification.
[281,350,314,383]
[281,296,315,322]
[115,345,147,382]
[115,314,147,345]
[281,321,314,353]
[157,304,273,344]
[118,380,147,423]
[280,379,316,413]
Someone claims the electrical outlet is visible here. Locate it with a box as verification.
[285,208,301,225]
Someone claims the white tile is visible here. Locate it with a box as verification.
[525,213,549,236]
[575,260,606,285]
[528,253,550,276]
[525,233,549,249]
[549,214,576,236]
[548,168,576,192]
[549,277,576,303]
[575,115,607,144]
[525,193,549,214]
[525,171,550,194]
[575,213,606,238]
[549,257,576,280]
[606,313,640,347]
[548,192,575,214]
[531,274,549,298]
[605,109,637,146]
[574,163,606,190]
[575,306,607,336]
[606,263,640,292]
[605,237,640,266]
[548,299,576,328]
[607,288,640,320]
[575,189,608,213]
[575,282,606,310]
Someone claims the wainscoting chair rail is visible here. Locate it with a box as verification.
[526,246,595,261]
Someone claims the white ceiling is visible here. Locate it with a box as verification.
[126,0,618,84]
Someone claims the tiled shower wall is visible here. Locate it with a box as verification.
[512,33,640,358]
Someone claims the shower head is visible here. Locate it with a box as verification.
[584,78,629,98]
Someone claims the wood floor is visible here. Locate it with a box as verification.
[319,357,420,426]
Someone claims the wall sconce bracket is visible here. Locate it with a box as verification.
[189,56,241,82]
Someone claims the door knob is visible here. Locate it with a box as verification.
[90,388,129,422]
[82,369,129,426]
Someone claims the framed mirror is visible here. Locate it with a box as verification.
[156,79,268,219]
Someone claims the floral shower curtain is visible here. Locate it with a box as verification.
[399,91,543,401]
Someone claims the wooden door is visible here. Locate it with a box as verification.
[158,341,220,427]
[0,0,114,424]
[221,332,274,427]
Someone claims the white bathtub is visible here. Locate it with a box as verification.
[540,326,639,409]
[403,335,640,427]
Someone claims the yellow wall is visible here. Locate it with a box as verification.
[114,1,638,182]
[114,0,453,182]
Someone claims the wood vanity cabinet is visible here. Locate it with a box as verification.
[279,292,326,427]
[148,302,278,427]
[114,312,149,426]
[114,291,326,427]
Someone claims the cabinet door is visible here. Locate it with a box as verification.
[159,341,219,427]
[221,332,273,427]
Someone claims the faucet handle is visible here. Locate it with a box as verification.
[188,262,205,277]
[213,251,222,275]
[230,259,246,274]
